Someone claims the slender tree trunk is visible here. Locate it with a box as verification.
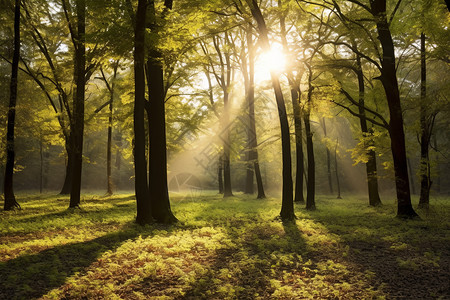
[147,0,177,223]
[59,137,73,194]
[105,63,118,196]
[278,0,303,203]
[304,70,315,210]
[418,32,431,209]
[433,135,440,193]
[218,157,224,194]
[247,0,294,220]
[4,0,21,211]
[222,91,233,197]
[321,118,333,194]
[407,157,416,195]
[243,26,265,198]
[334,139,341,199]
[40,132,43,194]
[134,0,151,225]
[371,0,417,218]
[355,52,382,206]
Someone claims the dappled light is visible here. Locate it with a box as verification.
[1,0,449,298]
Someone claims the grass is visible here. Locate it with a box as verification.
[1,192,449,299]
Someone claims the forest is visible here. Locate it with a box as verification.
[1,0,449,299]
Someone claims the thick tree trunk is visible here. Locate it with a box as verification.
[304,71,315,210]
[3,0,21,210]
[247,0,294,220]
[69,0,86,208]
[146,0,177,223]
[134,0,151,225]
[371,0,417,218]
[355,53,382,206]
[418,32,431,209]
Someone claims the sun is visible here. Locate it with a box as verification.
[255,44,287,83]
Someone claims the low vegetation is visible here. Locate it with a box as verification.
[1,192,449,299]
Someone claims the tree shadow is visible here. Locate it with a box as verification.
[0,223,162,300]
[172,208,309,299]
[302,209,450,299]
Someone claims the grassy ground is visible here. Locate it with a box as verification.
[0,192,449,299]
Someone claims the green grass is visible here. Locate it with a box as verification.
[1,192,449,299]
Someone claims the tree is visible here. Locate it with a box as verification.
[241,25,265,198]
[279,0,304,203]
[3,0,21,211]
[244,0,295,220]
[146,0,177,223]
[68,0,86,208]
[98,62,120,196]
[133,0,152,225]
[369,0,417,217]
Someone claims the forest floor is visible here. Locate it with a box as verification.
[0,192,449,299]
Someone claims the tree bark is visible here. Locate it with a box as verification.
[355,52,382,206]
[321,118,333,194]
[334,139,341,199]
[134,0,152,225]
[278,0,303,204]
[418,32,431,209]
[218,158,224,194]
[104,63,118,196]
[146,0,177,223]
[243,25,265,198]
[69,0,86,208]
[370,0,417,218]
[4,0,21,210]
[304,69,315,210]
[247,0,294,220]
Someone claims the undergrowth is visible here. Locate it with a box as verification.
[0,192,449,299]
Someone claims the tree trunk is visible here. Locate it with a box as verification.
[407,157,416,195]
[334,139,341,199]
[371,0,417,218]
[321,118,333,194]
[4,0,21,210]
[244,26,265,198]
[304,70,315,210]
[146,0,177,223]
[59,136,74,194]
[355,52,382,206]
[279,0,303,203]
[134,0,152,225]
[418,32,431,209]
[40,132,43,194]
[105,63,118,196]
[247,0,294,220]
[218,158,224,194]
[222,91,233,197]
[69,0,86,209]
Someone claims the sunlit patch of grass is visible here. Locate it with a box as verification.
[0,192,448,299]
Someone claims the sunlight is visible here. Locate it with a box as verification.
[255,44,287,83]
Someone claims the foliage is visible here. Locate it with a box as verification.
[1,192,449,299]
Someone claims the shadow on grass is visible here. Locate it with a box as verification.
[301,205,450,299]
[4,195,137,228]
[174,200,309,299]
[0,223,161,300]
